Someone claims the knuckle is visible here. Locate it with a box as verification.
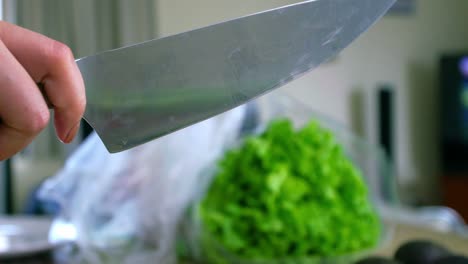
[23,108,50,135]
[47,40,74,65]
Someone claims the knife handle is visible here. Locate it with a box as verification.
[37,83,53,109]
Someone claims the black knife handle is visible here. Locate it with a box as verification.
[37,82,53,109]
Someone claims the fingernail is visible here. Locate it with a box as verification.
[63,122,80,143]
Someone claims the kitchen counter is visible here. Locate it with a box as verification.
[375,223,468,257]
[2,221,467,264]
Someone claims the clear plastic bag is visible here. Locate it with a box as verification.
[39,105,247,264]
[182,93,399,264]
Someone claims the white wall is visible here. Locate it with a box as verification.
[155,0,468,203]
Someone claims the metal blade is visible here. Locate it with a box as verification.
[79,0,395,153]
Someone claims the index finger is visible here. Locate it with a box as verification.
[0,21,86,143]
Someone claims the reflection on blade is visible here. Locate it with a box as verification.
[79,0,396,153]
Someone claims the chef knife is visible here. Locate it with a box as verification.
[76,0,395,153]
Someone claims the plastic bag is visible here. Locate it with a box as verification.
[39,105,248,264]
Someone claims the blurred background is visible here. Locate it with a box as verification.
[0,0,467,223]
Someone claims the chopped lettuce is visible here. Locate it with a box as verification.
[200,119,380,259]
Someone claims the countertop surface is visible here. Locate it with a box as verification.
[1,222,467,264]
[375,223,468,257]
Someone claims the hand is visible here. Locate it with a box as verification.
[0,21,86,161]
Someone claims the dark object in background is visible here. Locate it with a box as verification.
[81,120,94,141]
[2,159,14,214]
[394,240,451,264]
[377,84,395,162]
[387,0,416,15]
[433,255,468,264]
[440,54,468,222]
[0,251,53,264]
[440,54,468,173]
[355,256,401,264]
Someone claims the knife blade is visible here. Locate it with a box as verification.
[78,0,395,153]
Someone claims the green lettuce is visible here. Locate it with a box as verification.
[200,118,380,260]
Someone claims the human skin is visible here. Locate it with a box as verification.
[0,21,86,160]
